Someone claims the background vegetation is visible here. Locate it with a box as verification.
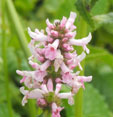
[0,0,113,117]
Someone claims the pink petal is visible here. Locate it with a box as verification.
[55,83,62,94]
[46,19,54,29]
[61,62,70,73]
[40,60,51,71]
[47,79,53,92]
[60,16,67,28]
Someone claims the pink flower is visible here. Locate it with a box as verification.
[54,50,63,72]
[58,92,74,105]
[34,70,47,82]
[52,103,63,117]
[69,33,92,54]
[64,52,73,59]
[34,60,51,81]
[44,39,59,60]
[37,98,47,107]
[62,72,73,83]
[77,76,92,89]
[20,87,44,106]
[28,40,45,62]
[17,11,92,116]
[67,52,86,70]
[28,27,47,42]
[65,31,76,38]
[51,30,59,37]
[60,16,67,28]
[16,70,35,88]
[46,19,54,29]
[55,83,62,95]
[60,62,71,73]
[62,43,74,51]
[66,12,77,29]
[29,60,39,69]
[47,79,53,92]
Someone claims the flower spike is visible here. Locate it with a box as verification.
[17,11,92,116]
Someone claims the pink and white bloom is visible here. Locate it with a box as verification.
[20,87,44,106]
[52,103,63,117]
[69,33,92,54]
[67,52,86,70]
[28,27,47,42]
[66,12,77,29]
[54,50,63,72]
[44,39,59,60]
[17,11,92,117]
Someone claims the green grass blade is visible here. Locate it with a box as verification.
[75,17,88,117]
[1,0,13,116]
[5,0,31,59]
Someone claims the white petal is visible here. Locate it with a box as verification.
[20,87,28,95]
[28,89,44,99]
[52,102,57,111]
[61,62,70,73]
[40,60,51,71]
[68,96,74,105]
[58,92,72,99]
[66,12,77,29]
[28,27,47,41]
[52,39,59,49]
[78,76,92,82]
[41,84,48,93]
[22,96,28,106]
[77,52,86,62]
[69,33,92,45]
[55,83,62,94]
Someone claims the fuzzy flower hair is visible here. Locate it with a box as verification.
[17,11,92,117]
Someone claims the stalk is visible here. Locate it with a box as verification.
[43,110,51,117]
[5,0,36,116]
[75,17,88,117]
[5,0,31,59]
[1,0,13,116]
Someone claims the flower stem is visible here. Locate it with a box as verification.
[75,17,88,117]
[1,0,13,116]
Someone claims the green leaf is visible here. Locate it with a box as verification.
[75,0,94,28]
[0,81,20,103]
[86,46,113,68]
[93,28,113,47]
[43,0,64,13]
[83,84,112,117]
[104,23,113,35]
[54,0,77,19]
[0,103,20,117]
[85,46,113,112]
[91,0,109,15]
[14,0,37,15]
[93,12,113,25]
[62,84,112,117]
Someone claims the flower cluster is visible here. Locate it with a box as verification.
[16,12,92,117]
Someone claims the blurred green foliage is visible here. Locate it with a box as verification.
[0,0,113,117]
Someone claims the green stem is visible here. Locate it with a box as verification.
[75,17,88,117]
[5,0,31,59]
[43,110,51,117]
[1,0,13,117]
[5,0,36,116]
[28,100,36,117]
